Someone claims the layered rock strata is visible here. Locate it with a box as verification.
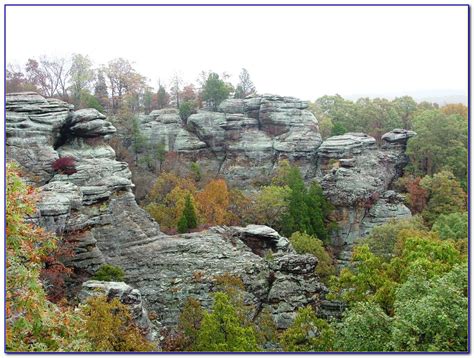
[6,92,330,331]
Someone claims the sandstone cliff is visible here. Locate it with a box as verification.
[6,92,334,331]
[134,97,415,247]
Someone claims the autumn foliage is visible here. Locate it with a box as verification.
[52,156,77,175]
[196,179,231,226]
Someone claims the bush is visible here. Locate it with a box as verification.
[80,296,154,352]
[52,156,77,175]
[92,264,125,282]
[289,232,335,280]
[280,306,334,352]
[179,101,197,122]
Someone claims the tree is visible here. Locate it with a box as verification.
[155,141,167,173]
[280,167,333,240]
[105,58,147,113]
[280,306,334,352]
[392,96,417,130]
[289,232,335,280]
[170,73,184,108]
[80,296,154,352]
[334,302,392,352]
[318,116,334,139]
[6,164,91,352]
[331,122,347,136]
[94,70,109,111]
[281,166,311,237]
[201,72,230,110]
[406,110,467,187]
[362,217,427,260]
[403,176,428,214]
[354,97,403,142]
[313,95,355,134]
[431,212,468,242]
[6,63,38,93]
[305,181,333,243]
[234,68,256,99]
[440,103,468,120]
[177,194,198,233]
[131,118,148,161]
[92,264,125,281]
[196,179,231,226]
[165,297,205,351]
[419,171,467,225]
[69,54,95,107]
[179,100,197,122]
[391,264,468,352]
[156,84,170,109]
[25,56,71,99]
[252,185,291,231]
[196,292,258,352]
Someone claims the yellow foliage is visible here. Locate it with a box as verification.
[80,296,154,352]
[196,179,231,225]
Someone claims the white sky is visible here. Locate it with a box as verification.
[5,5,468,101]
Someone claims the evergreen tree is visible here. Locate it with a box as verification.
[282,167,311,237]
[177,194,198,233]
[156,84,170,109]
[202,72,230,110]
[306,182,332,243]
[280,166,333,239]
[177,214,189,234]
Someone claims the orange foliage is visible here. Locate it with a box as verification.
[440,103,468,120]
[196,179,231,226]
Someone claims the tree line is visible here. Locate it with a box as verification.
[7,54,257,116]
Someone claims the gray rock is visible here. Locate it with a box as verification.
[318,133,376,158]
[69,109,116,137]
[382,128,417,144]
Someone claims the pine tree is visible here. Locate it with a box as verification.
[177,194,198,233]
[282,167,311,237]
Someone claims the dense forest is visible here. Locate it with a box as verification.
[6,54,468,352]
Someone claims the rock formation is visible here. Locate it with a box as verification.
[6,92,416,335]
[134,97,415,247]
[6,92,332,333]
[136,95,322,187]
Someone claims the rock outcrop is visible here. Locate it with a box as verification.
[6,93,416,334]
[6,92,333,332]
[318,131,413,246]
[135,95,322,186]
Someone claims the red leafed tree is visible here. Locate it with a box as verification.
[52,156,77,175]
[406,177,428,214]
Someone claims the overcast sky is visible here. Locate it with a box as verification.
[5,5,468,101]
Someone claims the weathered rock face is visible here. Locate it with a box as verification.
[136,95,322,186]
[6,92,330,332]
[6,92,73,185]
[319,131,413,246]
[7,93,416,333]
[106,225,325,329]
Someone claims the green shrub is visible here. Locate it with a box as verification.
[92,264,125,282]
[289,232,335,280]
